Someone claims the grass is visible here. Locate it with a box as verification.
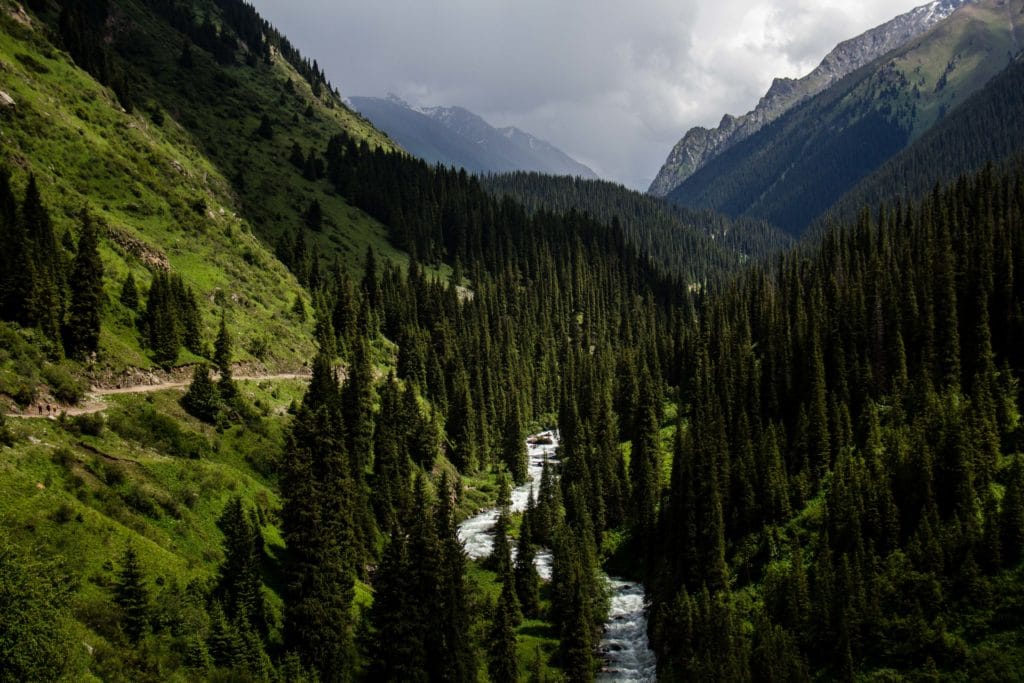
[0,0,452,388]
[0,376,308,674]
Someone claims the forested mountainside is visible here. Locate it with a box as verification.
[350,95,599,179]
[824,53,1024,229]
[667,0,1024,236]
[648,0,966,197]
[648,163,1024,679]
[2,0,1024,681]
[481,172,792,283]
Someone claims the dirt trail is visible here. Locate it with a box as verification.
[3,373,310,419]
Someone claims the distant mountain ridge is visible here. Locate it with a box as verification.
[349,94,598,178]
[648,0,968,197]
[664,0,1024,235]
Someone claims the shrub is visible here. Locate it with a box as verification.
[108,404,211,459]
[63,413,104,437]
[42,364,87,404]
[51,503,75,524]
[51,446,76,467]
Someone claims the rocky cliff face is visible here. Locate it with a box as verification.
[648,0,968,197]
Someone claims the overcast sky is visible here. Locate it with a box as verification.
[250,0,927,190]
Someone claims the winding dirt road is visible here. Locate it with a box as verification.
[3,373,310,419]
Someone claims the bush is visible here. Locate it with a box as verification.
[63,413,104,437]
[51,503,76,524]
[0,414,13,447]
[108,404,211,459]
[42,364,87,404]
[51,446,76,467]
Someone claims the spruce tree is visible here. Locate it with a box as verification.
[515,493,542,618]
[367,531,427,681]
[0,168,32,324]
[214,311,237,401]
[181,363,220,423]
[434,471,477,681]
[215,497,268,634]
[120,272,139,310]
[64,210,104,358]
[488,575,521,683]
[502,401,528,485]
[1002,457,1024,567]
[114,543,149,643]
[21,175,64,350]
[280,352,358,680]
[629,366,660,540]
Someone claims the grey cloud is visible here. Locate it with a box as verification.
[251,0,926,190]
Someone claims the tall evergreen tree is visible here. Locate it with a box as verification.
[64,209,104,358]
[120,272,139,310]
[214,497,268,634]
[21,175,64,350]
[214,311,237,401]
[114,543,149,643]
[280,352,357,681]
[488,573,521,683]
[181,363,220,423]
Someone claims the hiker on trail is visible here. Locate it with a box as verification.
[46,404,51,414]
[37,404,42,415]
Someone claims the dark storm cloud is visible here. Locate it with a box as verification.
[251,0,927,189]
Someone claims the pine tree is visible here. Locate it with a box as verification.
[515,493,542,618]
[214,311,237,401]
[181,363,220,423]
[368,531,428,681]
[1002,457,1024,567]
[114,543,149,643]
[629,366,660,540]
[488,574,521,683]
[256,113,273,139]
[215,497,268,634]
[280,352,358,681]
[64,210,104,358]
[120,272,139,310]
[21,176,65,350]
[0,168,33,324]
[434,471,477,681]
[145,272,182,366]
[342,339,375,476]
[305,198,323,232]
[502,401,528,485]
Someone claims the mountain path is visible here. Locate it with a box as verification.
[3,373,310,419]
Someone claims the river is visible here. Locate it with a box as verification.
[456,430,657,681]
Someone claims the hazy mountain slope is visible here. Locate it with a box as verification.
[350,94,598,178]
[648,0,967,197]
[666,0,1024,235]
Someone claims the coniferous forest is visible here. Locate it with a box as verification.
[2,0,1024,681]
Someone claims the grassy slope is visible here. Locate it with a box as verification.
[108,0,451,279]
[891,0,1024,139]
[0,0,447,379]
[0,377,309,679]
[1,3,317,372]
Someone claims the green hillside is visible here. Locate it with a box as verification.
[0,0,429,386]
[825,53,1024,228]
[667,0,1024,235]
